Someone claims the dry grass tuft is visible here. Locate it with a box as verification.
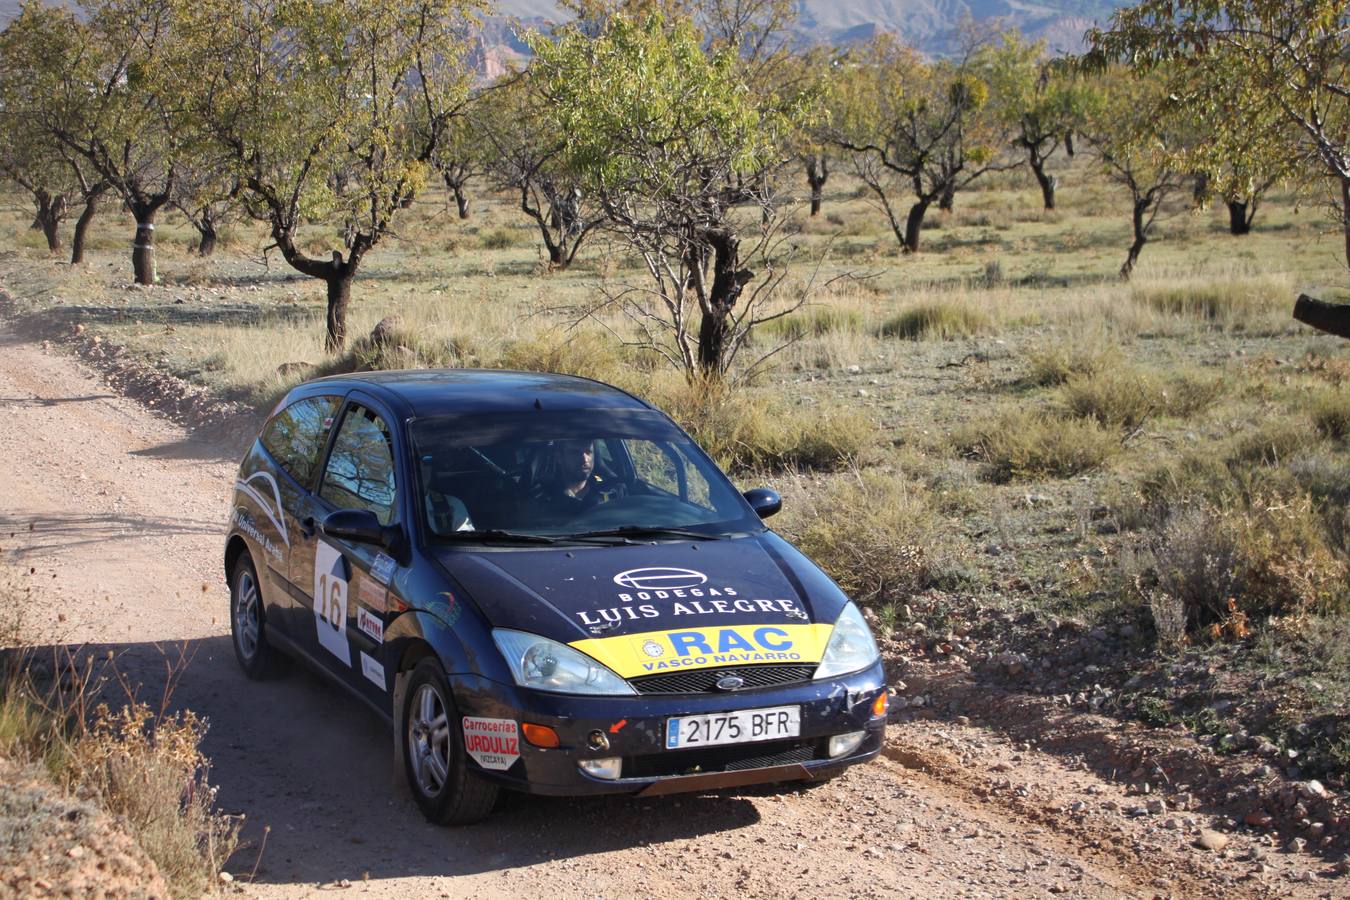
[1131,274,1290,331]
[644,377,874,473]
[1025,339,1122,387]
[878,302,990,341]
[1312,389,1350,441]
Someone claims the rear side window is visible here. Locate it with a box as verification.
[320,404,398,525]
[259,396,340,488]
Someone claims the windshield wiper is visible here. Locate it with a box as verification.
[567,526,726,541]
[439,529,559,545]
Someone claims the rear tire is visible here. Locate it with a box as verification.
[401,658,499,825]
[229,553,288,679]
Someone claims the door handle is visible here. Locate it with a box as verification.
[300,516,316,539]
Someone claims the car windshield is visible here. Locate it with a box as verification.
[410,409,763,541]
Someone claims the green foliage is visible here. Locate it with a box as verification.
[530,13,796,194]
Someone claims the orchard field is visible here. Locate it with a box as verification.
[4,146,1349,781]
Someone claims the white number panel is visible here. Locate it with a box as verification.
[314,540,351,667]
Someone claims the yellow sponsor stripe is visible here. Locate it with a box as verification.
[570,623,833,679]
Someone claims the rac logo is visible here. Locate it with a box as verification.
[613,567,708,592]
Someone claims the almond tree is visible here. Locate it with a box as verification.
[1089,0,1348,263]
[476,73,603,269]
[980,32,1087,211]
[174,0,481,350]
[829,35,1013,253]
[1080,70,1187,279]
[531,12,812,377]
[0,0,180,283]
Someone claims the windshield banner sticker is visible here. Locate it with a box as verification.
[569,623,833,678]
[462,717,520,771]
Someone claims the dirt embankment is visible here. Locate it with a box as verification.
[1,318,1346,898]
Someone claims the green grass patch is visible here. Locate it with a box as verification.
[878,302,990,340]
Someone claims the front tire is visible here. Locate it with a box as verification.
[229,553,288,679]
[401,659,499,825]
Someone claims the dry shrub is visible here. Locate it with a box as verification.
[777,471,944,606]
[1227,418,1323,467]
[645,378,873,473]
[1059,368,1160,430]
[1026,340,1122,387]
[1146,494,1346,634]
[1,571,237,896]
[1312,389,1350,440]
[958,409,1120,482]
[61,703,239,897]
[878,302,990,341]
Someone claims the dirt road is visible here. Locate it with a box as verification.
[0,326,1330,898]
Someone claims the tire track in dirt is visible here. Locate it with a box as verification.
[1,324,1316,898]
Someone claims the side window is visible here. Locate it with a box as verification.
[320,404,398,525]
[259,396,340,488]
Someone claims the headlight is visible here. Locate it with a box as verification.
[814,602,880,680]
[492,629,635,695]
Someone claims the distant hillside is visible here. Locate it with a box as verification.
[1,0,1129,76]
[493,0,1128,55]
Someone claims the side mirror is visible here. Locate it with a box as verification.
[742,487,782,520]
[321,508,399,548]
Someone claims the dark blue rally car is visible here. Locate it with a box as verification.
[225,370,886,824]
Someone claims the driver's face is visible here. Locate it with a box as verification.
[556,441,595,482]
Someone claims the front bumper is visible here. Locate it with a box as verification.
[451,660,886,796]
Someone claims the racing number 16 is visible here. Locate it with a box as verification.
[318,574,345,631]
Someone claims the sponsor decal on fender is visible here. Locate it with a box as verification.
[462,717,520,771]
[569,623,834,678]
[360,651,385,690]
[357,607,384,643]
[357,578,387,614]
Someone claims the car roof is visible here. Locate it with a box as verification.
[289,369,653,419]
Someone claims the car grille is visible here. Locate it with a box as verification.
[624,739,819,779]
[629,664,816,695]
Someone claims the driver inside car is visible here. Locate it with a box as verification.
[530,439,625,515]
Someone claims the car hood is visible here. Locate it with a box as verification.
[429,534,851,678]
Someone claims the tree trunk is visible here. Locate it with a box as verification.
[1064,131,1075,157]
[696,230,754,377]
[1191,172,1210,208]
[902,197,932,253]
[196,212,218,257]
[325,272,353,353]
[1293,293,1350,340]
[1029,156,1056,210]
[130,209,158,285]
[938,182,956,213]
[1227,199,1252,236]
[805,156,828,217]
[1341,176,1350,271]
[453,185,470,219]
[70,189,103,265]
[35,191,65,252]
[1120,198,1149,280]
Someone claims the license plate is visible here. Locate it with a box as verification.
[665,705,800,750]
